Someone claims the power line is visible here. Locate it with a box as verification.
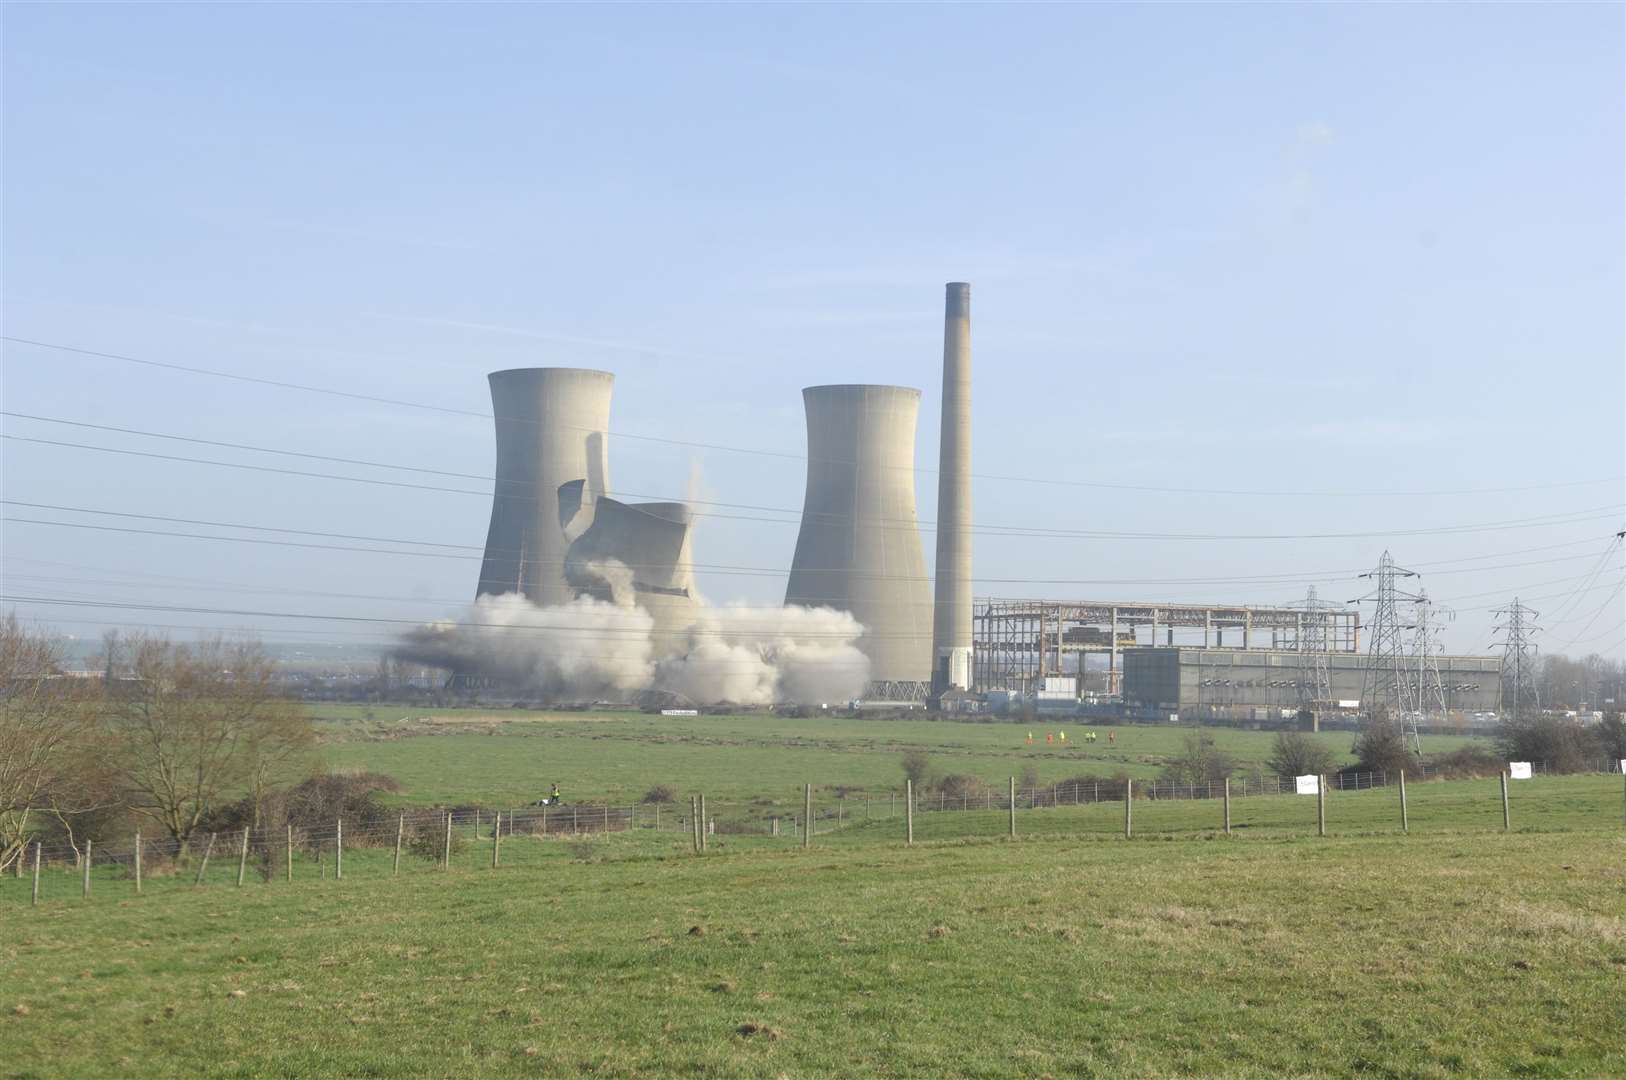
[6,503,1622,587]
[7,435,1620,541]
[7,337,1621,498]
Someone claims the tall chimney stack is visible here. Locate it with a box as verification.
[932,282,973,693]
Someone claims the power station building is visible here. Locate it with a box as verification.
[1122,647,1501,720]
[783,384,934,695]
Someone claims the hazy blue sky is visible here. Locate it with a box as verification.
[3,3,1622,662]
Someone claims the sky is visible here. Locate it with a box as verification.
[3,3,1623,664]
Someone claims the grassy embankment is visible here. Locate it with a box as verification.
[312,706,1497,806]
[5,783,1624,1077]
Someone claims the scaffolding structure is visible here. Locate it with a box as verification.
[973,598,1361,695]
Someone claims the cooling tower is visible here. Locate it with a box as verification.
[475,368,614,607]
[931,282,973,692]
[784,385,933,684]
[563,495,698,647]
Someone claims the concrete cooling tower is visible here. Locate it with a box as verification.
[563,495,698,645]
[476,368,614,606]
[784,384,933,688]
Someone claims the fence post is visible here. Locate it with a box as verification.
[866,797,871,820]
[700,796,708,850]
[542,804,548,835]
[1124,780,1133,839]
[442,812,452,871]
[335,819,343,881]
[493,811,502,867]
[630,803,636,829]
[82,840,91,899]
[1500,773,1511,832]
[194,832,215,885]
[1008,776,1017,839]
[134,831,142,894]
[690,796,699,853]
[237,828,250,886]
[1398,770,1408,833]
[1223,779,1231,835]
[905,780,914,846]
[1621,769,1625,827]
[32,842,41,907]
[654,803,660,831]
[1317,776,1326,837]
[803,784,812,849]
[572,805,578,834]
[392,815,402,876]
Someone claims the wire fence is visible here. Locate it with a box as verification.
[7,766,1624,908]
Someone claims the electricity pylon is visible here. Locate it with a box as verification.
[1295,586,1334,725]
[1410,589,1452,753]
[1355,551,1423,753]
[1492,599,1540,724]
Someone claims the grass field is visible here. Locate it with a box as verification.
[312,706,1497,806]
[6,786,1624,1077]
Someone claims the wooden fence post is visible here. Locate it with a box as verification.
[442,812,451,871]
[81,840,91,899]
[194,832,215,885]
[803,784,812,849]
[1008,776,1017,839]
[572,805,578,834]
[32,842,41,907]
[391,815,402,876]
[1124,780,1132,839]
[690,796,699,853]
[335,819,343,881]
[237,828,250,886]
[1317,776,1326,837]
[1500,773,1511,831]
[1223,779,1231,835]
[771,817,779,837]
[700,795,708,851]
[134,831,142,894]
[1398,770,1408,833]
[541,804,548,835]
[493,811,502,867]
[286,824,294,882]
[905,780,914,845]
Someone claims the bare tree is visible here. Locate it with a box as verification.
[0,614,103,871]
[1265,731,1336,778]
[100,634,316,854]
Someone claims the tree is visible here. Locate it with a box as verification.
[900,748,931,787]
[1351,708,1412,776]
[0,615,106,872]
[1265,731,1336,778]
[1595,712,1626,762]
[1159,730,1235,788]
[100,635,316,854]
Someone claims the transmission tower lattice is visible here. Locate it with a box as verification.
[1410,589,1452,753]
[1295,586,1335,723]
[1355,551,1424,754]
[1492,598,1540,724]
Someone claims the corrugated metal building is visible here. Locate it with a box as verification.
[1123,648,1500,719]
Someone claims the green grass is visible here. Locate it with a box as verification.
[313,707,1495,806]
[5,784,1624,1077]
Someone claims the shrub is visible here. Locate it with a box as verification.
[1159,731,1235,787]
[1352,710,1413,776]
[900,749,931,787]
[936,774,989,801]
[1265,731,1336,778]
[1499,716,1595,773]
[641,784,678,805]
[1428,745,1503,779]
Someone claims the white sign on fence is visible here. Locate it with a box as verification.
[1295,774,1320,796]
[1508,761,1533,780]
[1618,759,1626,775]
[660,709,699,716]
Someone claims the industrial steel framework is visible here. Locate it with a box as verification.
[1412,589,1451,745]
[973,597,1360,694]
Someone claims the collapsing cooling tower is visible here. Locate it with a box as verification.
[931,282,973,692]
[784,385,933,684]
[563,495,698,645]
[476,368,614,606]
